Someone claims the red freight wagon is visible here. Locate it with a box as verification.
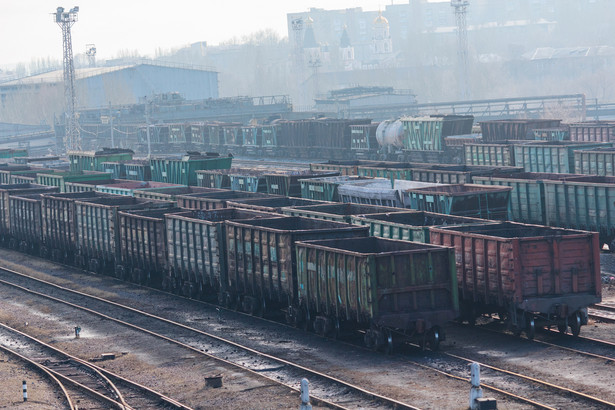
[429,222,601,338]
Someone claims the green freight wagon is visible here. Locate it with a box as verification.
[294,237,458,349]
[196,168,233,189]
[513,141,610,174]
[357,163,413,180]
[0,149,27,159]
[68,148,134,172]
[175,190,273,210]
[281,203,400,223]
[40,191,111,263]
[116,207,185,286]
[300,175,372,202]
[532,127,570,141]
[350,123,379,151]
[401,115,474,151]
[229,169,269,193]
[224,217,369,315]
[37,171,112,192]
[573,147,615,176]
[265,171,339,197]
[149,152,232,186]
[351,211,485,242]
[464,142,516,166]
[226,197,327,213]
[473,172,586,225]
[405,184,512,219]
[100,162,125,179]
[0,183,59,241]
[309,160,384,176]
[133,186,223,202]
[124,160,151,181]
[74,196,174,274]
[165,208,281,298]
[8,193,45,253]
[0,166,42,184]
[410,164,523,184]
[542,175,615,249]
[95,181,184,197]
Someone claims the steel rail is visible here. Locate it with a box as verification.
[0,266,419,410]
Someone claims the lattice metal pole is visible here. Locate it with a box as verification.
[451,0,470,100]
[55,6,81,151]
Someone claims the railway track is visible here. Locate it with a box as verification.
[589,303,615,323]
[0,265,419,410]
[0,321,189,409]
[5,258,615,410]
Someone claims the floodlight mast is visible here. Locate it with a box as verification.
[55,6,81,152]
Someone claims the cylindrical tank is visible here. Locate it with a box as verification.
[376,119,404,148]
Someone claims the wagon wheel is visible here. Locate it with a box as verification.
[428,326,441,351]
[557,322,567,334]
[525,316,535,340]
[570,312,581,337]
[384,330,394,355]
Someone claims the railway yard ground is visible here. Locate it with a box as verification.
[0,248,613,409]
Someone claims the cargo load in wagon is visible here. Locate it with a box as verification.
[429,221,601,338]
[224,217,368,316]
[294,237,458,351]
[299,175,373,202]
[337,178,442,208]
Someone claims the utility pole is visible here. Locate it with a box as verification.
[451,0,470,100]
[54,6,81,152]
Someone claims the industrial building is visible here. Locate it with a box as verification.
[0,60,219,125]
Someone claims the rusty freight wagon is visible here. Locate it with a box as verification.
[294,237,458,351]
[568,121,615,143]
[464,142,517,167]
[117,207,184,286]
[351,211,485,243]
[8,193,45,253]
[0,183,59,242]
[40,191,111,263]
[74,196,174,274]
[224,217,368,316]
[165,208,282,298]
[430,222,601,338]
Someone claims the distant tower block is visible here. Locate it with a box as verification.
[86,44,96,68]
[451,0,470,100]
[54,6,81,151]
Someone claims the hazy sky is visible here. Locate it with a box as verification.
[1,1,446,68]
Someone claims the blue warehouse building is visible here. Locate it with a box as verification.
[0,60,218,125]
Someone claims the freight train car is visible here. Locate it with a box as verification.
[294,237,458,351]
[430,222,601,338]
[224,217,368,316]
